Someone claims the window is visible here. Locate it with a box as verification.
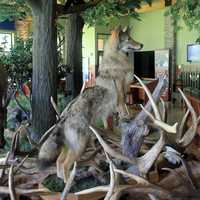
[0,32,13,52]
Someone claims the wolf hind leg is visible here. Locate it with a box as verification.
[102,117,109,129]
[62,135,88,183]
[56,148,68,179]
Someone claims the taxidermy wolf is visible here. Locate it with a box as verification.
[38,26,143,182]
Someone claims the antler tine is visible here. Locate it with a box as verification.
[160,97,167,122]
[0,187,54,196]
[110,186,171,200]
[80,81,86,94]
[140,104,177,133]
[176,109,190,143]
[114,169,150,186]
[177,89,197,147]
[148,194,159,200]
[104,153,116,200]
[135,75,177,133]
[134,75,161,120]
[61,162,77,200]
[8,164,17,200]
[38,124,57,146]
[0,152,10,179]
[137,130,166,176]
[50,96,60,119]
[197,115,200,123]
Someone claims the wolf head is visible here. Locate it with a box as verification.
[108,25,143,54]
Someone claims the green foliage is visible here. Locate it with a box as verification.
[42,174,65,192]
[83,0,152,26]
[167,0,200,42]
[0,37,32,86]
[42,169,104,192]
[0,0,30,22]
[8,91,31,112]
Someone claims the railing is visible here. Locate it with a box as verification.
[180,71,200,91]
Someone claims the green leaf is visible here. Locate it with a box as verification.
[83,0,152,26]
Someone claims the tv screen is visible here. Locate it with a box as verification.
[187,44,200,62]
[134,51,155,78]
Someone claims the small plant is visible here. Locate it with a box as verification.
[0,37,32,88]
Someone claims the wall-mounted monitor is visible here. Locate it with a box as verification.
[187,44,200,62]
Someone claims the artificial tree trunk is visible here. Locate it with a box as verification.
[64,14,84,97]
[121,77,167,158]
[28,0,57,141]
[0,66,8,148]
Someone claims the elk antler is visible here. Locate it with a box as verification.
[134,75,177,134]
[160,97,167,122]
[8,164,17,200]
[176,89,197,147]
[122,75,167,157]
[90,76,178,176]
[104,153,116,200]
[90,126,165,177]
[110,185,172,200]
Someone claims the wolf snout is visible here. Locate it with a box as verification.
[140,44,144,49]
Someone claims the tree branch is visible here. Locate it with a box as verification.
[58,0,103,15]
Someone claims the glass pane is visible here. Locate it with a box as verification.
[0,33,12,52]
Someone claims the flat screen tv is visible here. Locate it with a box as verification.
[187,44,200,62]
[134,51,155,78]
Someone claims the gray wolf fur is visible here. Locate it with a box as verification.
[38,25,143,182]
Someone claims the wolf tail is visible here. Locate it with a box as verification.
[37,128,63,170]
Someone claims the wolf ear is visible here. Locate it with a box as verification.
[110,25,122,48]
[114,25,122,34]
[123,26,128,32]
[123,26,132,34]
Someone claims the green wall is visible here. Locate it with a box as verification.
[83,8,200,68]
[82,17,129,67]
[129,8,200,65]
[83,26,96,66]
[129,9,165,51]
[176,21,199,65]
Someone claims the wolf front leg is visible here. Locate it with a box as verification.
[114,79,128,118]
[102,117,109,129]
